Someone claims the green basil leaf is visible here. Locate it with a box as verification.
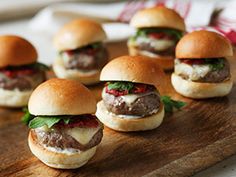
[29,117,61,129]
[63,118,70,124]
[33,62,50,71]
[172,100,186,109]
[91,42,101,49]
[207,58,224,71]
[204,58,225,71]
[135,28,183,40]
[161,96,186,113]
[107,82,134,93]
[21,108,35,125]
[28,117,47,129]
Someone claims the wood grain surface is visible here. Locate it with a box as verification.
[0,42,236,177]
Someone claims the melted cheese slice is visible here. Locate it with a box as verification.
[136,37,175,51]
[175,59,211,81]
[120,92,156,106]
[150,39,175,51]
[120,94,139,106]
[66,127,100,145]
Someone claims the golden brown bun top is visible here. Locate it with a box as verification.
[176,30,233,59]
[100,55,165,88]
[54,19,107,51]
[130,6,185,31]
[28,78,96,116]
[0,35,37,67]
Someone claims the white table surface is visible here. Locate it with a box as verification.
[0,18,236,177]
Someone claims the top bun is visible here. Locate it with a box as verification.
[176,30,233,59]
[130,6,185,31]
[28,78,96,116]
[54,19,107,51]
[100,55,165,88]
[0,35,37,68]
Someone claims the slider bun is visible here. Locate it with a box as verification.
[28,78,96,116]
[176,30,233,59]
[100,55,166,88]
[96,101,164,132]
[0,35,37,67]
[53,57,100,85]
[28,130,97,169]
[0,88,32,107]
[171,73,233,99]
[54,19,107,51]
[130,6,185,31]
[128,45,174,70]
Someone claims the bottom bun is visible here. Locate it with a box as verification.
[171,73,233,99]
[28,130,97,169]
[0,88,32,107]
[128,45,174,70]
[53,57,100,85]
[96,100,165,132]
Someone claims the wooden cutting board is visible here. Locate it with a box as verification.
[0,42,236,177]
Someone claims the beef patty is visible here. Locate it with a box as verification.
[102,90,160,117]
[62,44,108,71]
[179,59,230,83]
[0,69,46,91]
[34,127,103,151]
[138,42,176,56]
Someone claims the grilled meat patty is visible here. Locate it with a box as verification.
[137,40,176,56]
[61,43,108,71]
[0,69,45,91]
[102,89,160,117]
[33,128,103,151]
[175,58,230,83]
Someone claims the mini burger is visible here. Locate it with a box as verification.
[22,79,103,169]
[0,35,47,107]
[96,56,165,132]
[53,19,109,85]
[128,6,186,70]
[171,30,233,99]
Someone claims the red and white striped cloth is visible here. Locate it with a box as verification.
[29,0,236,45]
[116,0,236,45]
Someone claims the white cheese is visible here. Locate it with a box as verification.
[120,94,139,106]
[66,127,100,145]
[136,37,175,51]
[150,39,175,51]
[120,92,156,106]
[175,59,211,81]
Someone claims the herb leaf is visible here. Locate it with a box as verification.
[63,118,71,124]
[161,96,186,113]
[133,28,183,41]
[22,108,72,129]
[107,82,134,93]
[6,62,50,71]
[21,108,35,125]
[91,42,101,49]
[205,58,225,71]
[29,117,61,129]
[33,62,50,71]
